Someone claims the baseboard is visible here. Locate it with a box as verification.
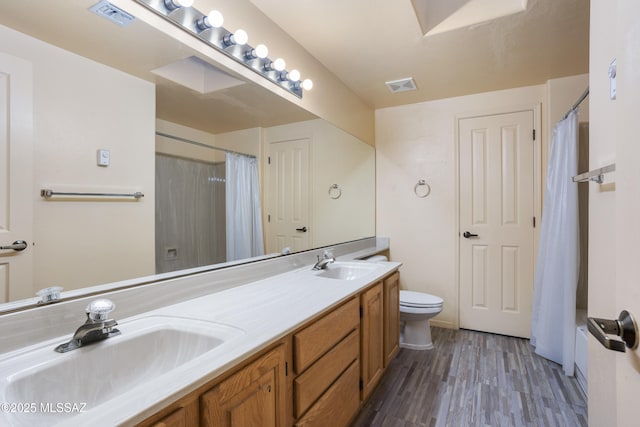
[430,319,455,329]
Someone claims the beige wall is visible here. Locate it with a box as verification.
[0,24,156,292]
[376,84,547,329]
[310,121,376,247]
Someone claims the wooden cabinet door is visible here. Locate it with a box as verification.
[383,272,400,367]
[201,344,287,427]
[360,281,384,401]
[150,407,187,427]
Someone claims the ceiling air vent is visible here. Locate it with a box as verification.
[90,0,135,27]
[385,78,417,93]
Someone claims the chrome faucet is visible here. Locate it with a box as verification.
[312,249,335,271]
[54,299,121,353]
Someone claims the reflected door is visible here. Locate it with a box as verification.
[459,111,535,338]
[265,138,310,254]
[0,53,33,302]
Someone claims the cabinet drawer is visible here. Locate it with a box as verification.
[294,360,360,427]
[294,329,359,418]
[293,297,359,373]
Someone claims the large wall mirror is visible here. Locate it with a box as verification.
[0,0,375,309]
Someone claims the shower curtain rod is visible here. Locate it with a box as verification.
[155,132,256,159]
[562,87,590,120]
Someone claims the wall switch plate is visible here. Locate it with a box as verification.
[97,149,110,167]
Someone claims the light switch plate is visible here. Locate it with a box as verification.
[97,149,110,167]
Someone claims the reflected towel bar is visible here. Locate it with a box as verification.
[40,189,144,199]
[572,163,615,184]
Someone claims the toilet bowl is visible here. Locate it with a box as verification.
[400,290,443,350]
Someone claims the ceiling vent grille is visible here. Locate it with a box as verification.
[90,0,135,27]
[385,78,417,93]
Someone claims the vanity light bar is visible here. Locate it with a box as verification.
[132,0,311,98]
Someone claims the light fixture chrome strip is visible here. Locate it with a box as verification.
[132,0,308,98]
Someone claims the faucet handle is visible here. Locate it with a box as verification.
[86,299,116,321]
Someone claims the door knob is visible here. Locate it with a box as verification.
[588,310,638,352]
[295,226,308,232]
[0,240,28,251]
[463,231,478,238]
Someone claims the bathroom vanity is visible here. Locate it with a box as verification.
[136,268,400,427]
[0,239,401,427]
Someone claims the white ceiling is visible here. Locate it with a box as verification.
[249,0,590,109]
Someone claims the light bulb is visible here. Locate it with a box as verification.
[233,29,248,45]
[302,79,314,91]
[223,29,249,47]
[164,0,192,10]
[196,10,224,31]
[289,69,301,82]
[207,10,224,28]
[255,44,269,59]
[273,58,286,71]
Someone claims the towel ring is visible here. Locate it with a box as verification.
[328,184,342,199]
[414,180,431,198]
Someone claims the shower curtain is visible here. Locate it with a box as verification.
[530,110,580,376]
[225,153,265,261]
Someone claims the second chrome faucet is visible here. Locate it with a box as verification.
[312,249,335,271]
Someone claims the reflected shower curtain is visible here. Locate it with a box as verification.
[225,153,265,261]
[531,110,580,376]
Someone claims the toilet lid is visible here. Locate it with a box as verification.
[400,290,443,308]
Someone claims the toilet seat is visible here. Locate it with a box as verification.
[400,290,443,308]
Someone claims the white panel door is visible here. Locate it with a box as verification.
[459,111,535,338]
[590,2,640,424]
[0,53,33,302]
[265,138,310,254]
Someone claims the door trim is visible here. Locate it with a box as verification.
[454,104,542,330]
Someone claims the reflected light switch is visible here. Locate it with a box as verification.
[97,149,110,167]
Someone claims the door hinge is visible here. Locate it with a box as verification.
[268,214,271,223]
[533,216,536,228]
[532,129,536,141]
[285,361,288,377]
[268,156,271,164]
[359,306,363,318]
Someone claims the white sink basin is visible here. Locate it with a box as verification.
[314,261,378,281]
[0,316,244,426]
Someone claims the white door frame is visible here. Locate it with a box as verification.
[454,104,542,330]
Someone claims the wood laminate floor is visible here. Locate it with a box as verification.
[352,327,587,427]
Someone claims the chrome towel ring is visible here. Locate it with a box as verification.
[328,184,342,199]
[414,180,431,198]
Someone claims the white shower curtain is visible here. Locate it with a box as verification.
[530,110,580,376]
[225,153,265,261]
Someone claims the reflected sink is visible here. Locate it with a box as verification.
[0,316,244,426]
[314,261,378,281]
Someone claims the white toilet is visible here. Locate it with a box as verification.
[399,290,443,350]
[364,255,443,350]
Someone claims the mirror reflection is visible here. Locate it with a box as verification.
[0,0,375,306]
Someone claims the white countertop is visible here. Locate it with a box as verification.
[0,259,400,427]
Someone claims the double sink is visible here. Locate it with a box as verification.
[0,261,380,426]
